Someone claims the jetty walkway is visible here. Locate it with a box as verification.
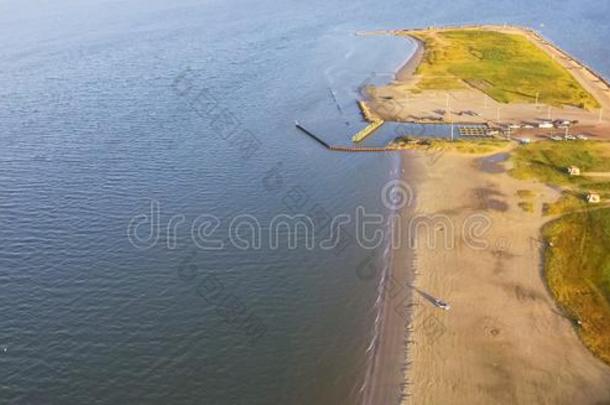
[295,122,394,152]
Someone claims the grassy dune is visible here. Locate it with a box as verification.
[406,29,600,110]
[544,210,610,364]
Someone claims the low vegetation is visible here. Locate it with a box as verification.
[544,209,610,364]
[518,201,534,213]
[510,141,610,188]
[391,136,509,154]
[516,189,534,199]
[543,192,588,216]
[405,29,600,110]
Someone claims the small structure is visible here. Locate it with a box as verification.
[519,138,531,144]
[539,121,554,129]
[567,166,581,176]
[586,192,601,204]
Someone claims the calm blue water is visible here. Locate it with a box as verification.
[1,0,608,404]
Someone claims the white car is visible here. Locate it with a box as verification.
[550,135,563,141]
[564,134,576,141]
[519,138,531,144]
[576,134,589,140]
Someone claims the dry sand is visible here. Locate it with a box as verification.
[401,149,610,404]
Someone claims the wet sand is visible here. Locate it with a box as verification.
[363,155,422,405]
[401,149,610,404]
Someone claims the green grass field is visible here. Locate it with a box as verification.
[544,209,610,364]
[510,141,610,193]
[406,29,600,110]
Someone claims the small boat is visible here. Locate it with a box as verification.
[434,299,451,310]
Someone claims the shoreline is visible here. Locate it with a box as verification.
[361,153,421,405]
[392,35,424,83]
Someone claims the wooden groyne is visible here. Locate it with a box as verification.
[295,121,393,152]
[295,122,330,148]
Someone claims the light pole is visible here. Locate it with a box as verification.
[450,120,454,142]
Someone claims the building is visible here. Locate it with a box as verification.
[567,166,581,176]
[539,121,554,129]
[586,192,601,204]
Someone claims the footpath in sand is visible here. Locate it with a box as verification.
[403,150,610,404]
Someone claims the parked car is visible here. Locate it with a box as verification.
[564,134,576,141]
[550,135,563,141]
[576,134,589,140]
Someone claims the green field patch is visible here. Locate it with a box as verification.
[406,29,600,109]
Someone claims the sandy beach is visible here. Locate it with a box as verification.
[401,149,610,404]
